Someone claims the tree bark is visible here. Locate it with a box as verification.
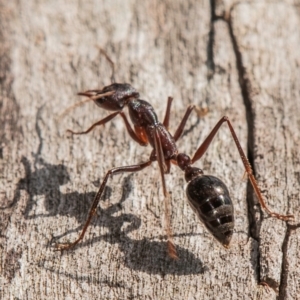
[1,1,299,299]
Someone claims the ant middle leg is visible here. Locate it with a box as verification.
[191,116,294,221]
[173,105,195,141]
[162,96,196,141]
[54,160,152,251]
[173,105,208,142]
[163,97,173,129]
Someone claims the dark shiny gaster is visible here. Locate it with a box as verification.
[186,175,234,247]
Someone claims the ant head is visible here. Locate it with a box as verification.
[94,83,139,111]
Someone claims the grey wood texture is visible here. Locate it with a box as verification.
[1,1,300,299]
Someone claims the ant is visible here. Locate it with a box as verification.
[55,49,293,259]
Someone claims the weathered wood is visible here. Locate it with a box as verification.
[224,2,300,299]
[0,1,299,299]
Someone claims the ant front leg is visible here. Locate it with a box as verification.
[54,160,152,251]
[67,111,120,135]
[191,116,294,221]
[67,110,147,147]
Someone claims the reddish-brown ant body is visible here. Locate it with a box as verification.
[55,52,293,258]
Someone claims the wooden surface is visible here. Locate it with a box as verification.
[1,1,300,299]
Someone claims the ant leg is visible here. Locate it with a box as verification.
[153,128,177,259]
[163,97,173,129]
[173,105,195,141]
[67,110,147,146]
[54,160,152,251]
[162,98,196,142]
[67,111,120,135]
[191,116,294,221]
[173,105,208,141]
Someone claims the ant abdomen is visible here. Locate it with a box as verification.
[186,175,234,247]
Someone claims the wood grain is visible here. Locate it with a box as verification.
[0,1,299,299]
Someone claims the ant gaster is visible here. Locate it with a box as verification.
[55,50,293,259]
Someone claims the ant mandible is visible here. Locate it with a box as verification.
[55,49,293,259]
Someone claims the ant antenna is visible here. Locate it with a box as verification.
[57,97,95,121]
[97,46,116,83]
[57,46,116,123]
[57,91,115,121]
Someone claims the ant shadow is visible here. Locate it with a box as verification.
[3,156,205,276]
[2,156,70,218]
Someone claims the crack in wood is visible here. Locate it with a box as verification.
[212,0,265,289]
[279,223,300,299]
[209,1,260,237]
[216,0,300,299]
[206,0,216,79]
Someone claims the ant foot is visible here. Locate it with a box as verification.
[258,281,271,293]
[53,242,75,251]
[167,241,178,260]
[195,106,208,117]
[66,129,81,135]
[271,213,294,221]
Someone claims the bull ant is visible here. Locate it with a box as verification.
[54,50,293,258]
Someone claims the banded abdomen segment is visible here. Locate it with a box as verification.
[186,175,234,247]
